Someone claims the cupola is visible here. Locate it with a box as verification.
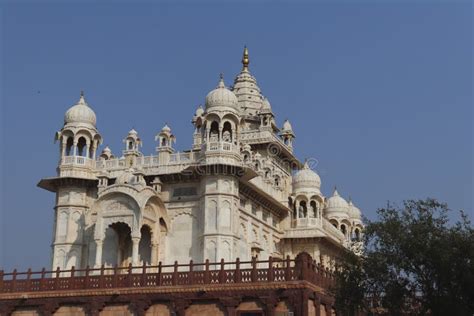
[292,161,321,194]
[64,91,97,127]
[324,188,350,218]
[205,75,239,112]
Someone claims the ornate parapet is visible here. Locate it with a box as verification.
[0,253,338,316]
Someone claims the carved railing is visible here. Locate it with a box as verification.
[293,217,320,228]
[60,156,95,168]
[0,253,335,294]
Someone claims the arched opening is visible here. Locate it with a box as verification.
[222,121,232,143]
[139,225,152,265]
[310,201,318,218]
[340,224,347,236]
[161,137,167,147]
[77,137,87,157]
[65,137,74,156]
[209,121,219,142]
[298,201,307,218]
[274,176,280,187]
[330,219,338,228]
[128,140,133,150]
[103,222,132,268]
[354,228,361,241]
[254,161,260,171]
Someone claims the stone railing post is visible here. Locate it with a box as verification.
[11,269,17,292]
[0,270,4,292]
[70,266,75,290]
[54,267,60,290]
[188,260,194,285]
[285,255,292,280]
[234,258,241,283]
[40,268,46,291]
[204,259,210,284]
[251,256,257,282]
[267,256,274,282]
[295,252,312,281]
[84,266,90,289]
[219,259,225,283]
[157,262,162,286]
[26,268,32,291]
[141,261,147,286]
[172,261,178,285]
[99,264,105,288]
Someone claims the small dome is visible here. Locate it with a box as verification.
[205,76,239,111]
[128,129,138,137]
[195,105,204,117]
[102,146,112,154]
[325,188,349,217]
[282,119,293,132]
[348,200,362,220]
[292,161,321,192]
[161,124,171,133]
[64,92,97,127]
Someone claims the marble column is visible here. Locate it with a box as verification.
[132,237,141,266]
[95,239,103,267]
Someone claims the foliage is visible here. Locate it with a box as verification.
[333,199,474,316]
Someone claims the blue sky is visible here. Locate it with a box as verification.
[0,2,472,270]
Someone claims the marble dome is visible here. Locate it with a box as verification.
[205,76,239,111]
[282,119,293,132]
[64,93,96,127]
[348,200,362,220]
[293,161,321,192]
[325,189,349,216]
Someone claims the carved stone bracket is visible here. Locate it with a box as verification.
[129,298,152,316]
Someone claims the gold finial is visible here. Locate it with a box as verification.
[242,46,249,70]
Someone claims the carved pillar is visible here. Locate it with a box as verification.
[91,142,97,159]
[132,236,141,266]
[73,140,78,156]
[95,239,103,267]
[85,141,90,158]
[61,139,67,158]
[150,243,159,265]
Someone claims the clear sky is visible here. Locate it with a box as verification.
[0,2,472,271]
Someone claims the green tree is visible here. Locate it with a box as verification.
[333,199,474,316]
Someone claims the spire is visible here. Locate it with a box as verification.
[78,90,86,105]
[333,186,339,196]
[217,73,225,88]
[242,46,249,71]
